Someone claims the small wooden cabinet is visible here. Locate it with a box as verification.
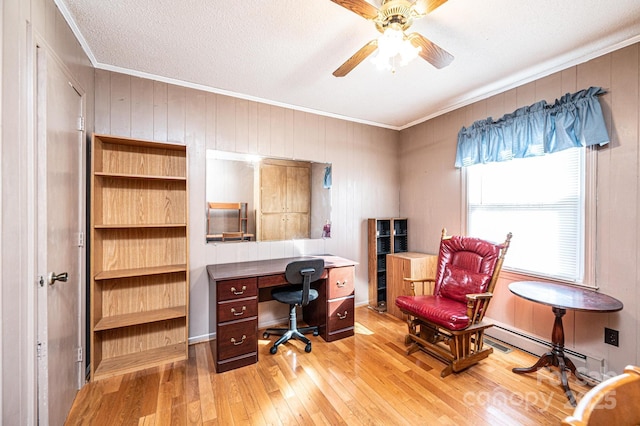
[386,252,437,319]
[90,134,189,380]
[259,159,311,241]
[367,218,408,311]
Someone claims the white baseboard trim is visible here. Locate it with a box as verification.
[188,332,215,345]
[486,319,605,383]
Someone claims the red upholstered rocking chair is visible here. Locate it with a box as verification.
[395,228,512,377]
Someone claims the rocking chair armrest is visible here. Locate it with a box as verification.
[465,292,493,302]
[465,292,493,324]
[403,277,435,296]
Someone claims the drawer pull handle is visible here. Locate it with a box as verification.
[336,280,347,288]
[337,311,348,320]
[230,335,247,346]
[231,306,247,316]
[230,285,246,295]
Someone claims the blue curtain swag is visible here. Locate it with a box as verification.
[455,87,609,168]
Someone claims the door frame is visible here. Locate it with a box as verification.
[34,37,87,423]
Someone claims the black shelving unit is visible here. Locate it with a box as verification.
[368,218,409,312]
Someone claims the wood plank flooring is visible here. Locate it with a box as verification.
[66,307,590,425]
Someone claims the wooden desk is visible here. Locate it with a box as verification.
[207,255,356,372]
[509,281,623,406]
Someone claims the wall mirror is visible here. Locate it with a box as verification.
[206,149,332,243]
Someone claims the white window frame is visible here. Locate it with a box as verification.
[463,147,597,288]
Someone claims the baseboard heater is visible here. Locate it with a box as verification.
[486,323,605,383]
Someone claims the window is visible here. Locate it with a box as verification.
[466,147,587,283]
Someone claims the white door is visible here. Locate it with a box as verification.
[36,45,84,426]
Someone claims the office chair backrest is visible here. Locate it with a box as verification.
[285,259,325,306]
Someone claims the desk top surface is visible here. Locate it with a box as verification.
[207,255,356,281]
[509,281,623,312]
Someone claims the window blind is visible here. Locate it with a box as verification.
[467,148,584,282]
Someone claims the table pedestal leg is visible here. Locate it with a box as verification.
[512,307,580,406]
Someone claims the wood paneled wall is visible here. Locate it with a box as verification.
[399,43,640,376]
[93,70,400,341]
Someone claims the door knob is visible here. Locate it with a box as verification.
[48,272,68,286]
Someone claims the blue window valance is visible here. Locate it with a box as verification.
[455,87,609,168]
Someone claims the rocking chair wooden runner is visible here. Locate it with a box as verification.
[395,228,512,377]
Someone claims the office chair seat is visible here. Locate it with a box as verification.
[263,258,324,354]
[272,286,319,306]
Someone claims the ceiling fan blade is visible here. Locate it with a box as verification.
[413,0,448,14]
[333,40,378,77]
[407,32,454,69]
[330,0,379,20]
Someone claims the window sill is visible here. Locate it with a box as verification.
[499,268,597,290]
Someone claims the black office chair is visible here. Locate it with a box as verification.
[262,258,324,354]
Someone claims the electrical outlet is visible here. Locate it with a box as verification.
[604,327,619,347]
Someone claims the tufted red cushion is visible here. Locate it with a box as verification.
[439,264,491,303]
[395,295,471,330]
[433,236,502,296]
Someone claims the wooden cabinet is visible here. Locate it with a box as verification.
[305,266,355,342]
[215,277,258,373]
[367,218,408,311]
[259,159,310,240]
[90,134,188,380]
[386,252,437,319]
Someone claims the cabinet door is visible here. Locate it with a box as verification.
[261,213,287,241]
[286,165,310,213]
[286,212,310,239]
[260,164,286,213]
[259,161,310,240]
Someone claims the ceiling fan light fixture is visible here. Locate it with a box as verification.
[330,0,452,77]
[370,27,422,72]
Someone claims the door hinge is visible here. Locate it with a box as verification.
[37,342,43,359]
[78,231,85,248]
[77,116,85,131]
[76,347,83,363]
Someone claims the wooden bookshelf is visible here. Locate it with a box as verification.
[92,343,186,380]
[90,133,189,381]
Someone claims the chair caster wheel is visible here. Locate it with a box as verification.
[313,330,319,336]
[263,332,269,339]
[305,343,312,353]
[270,345,278,354]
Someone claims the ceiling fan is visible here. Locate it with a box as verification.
[330,0,454,76]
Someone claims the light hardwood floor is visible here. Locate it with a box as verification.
[66,307,590,425]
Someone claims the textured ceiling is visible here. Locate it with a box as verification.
[56,0,640,129]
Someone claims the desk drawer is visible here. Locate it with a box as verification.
[217,297,258,323]
[328,266,355,299]
[217,317,257,361]
[258,274,287,288]
[327,296,354,335]
[216,277,257,302]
